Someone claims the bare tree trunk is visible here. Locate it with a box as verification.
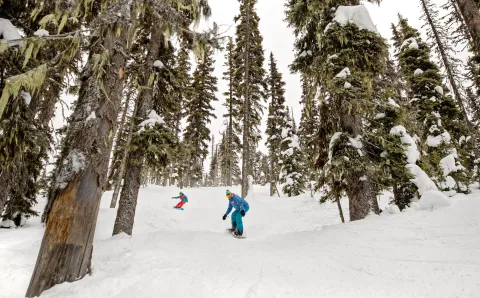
[112,29,162,236]
[340,105,379,221]
[26,25,127,297]
[456,0,480,56]
[336,196,345,223]
[106,93,132,190]
[241,0,252,198]
[110,101,137,208]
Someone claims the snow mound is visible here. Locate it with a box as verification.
[34,28,49,37]
[401,37,419,50]
[390,125,419,164]
[332,5,378,33]
[0,18,23,46]
[406,164,438,195]
[153,60,164,68]
[387,97,400,108]
[426,131,451,147]
[440,151,465,177]
[137,110,165,134]
[335,67,351,78]
[418,190,451,210]
[414,69,424,75]
[344,82,352,88]
[435,86,444,95]
[20,91,31,105]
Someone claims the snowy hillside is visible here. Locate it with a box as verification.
[1,185,480,298]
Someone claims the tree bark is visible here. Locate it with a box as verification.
[241,0,252,198]
[112,29,161,236]
[26,26,127,297]
[456,0,480,57]
[340,104,379,221]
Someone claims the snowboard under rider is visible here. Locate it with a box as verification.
[222,190,249,236]
[172,192,188,209]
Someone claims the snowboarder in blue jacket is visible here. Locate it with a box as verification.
[222,190,249,236]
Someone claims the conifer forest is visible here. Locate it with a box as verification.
[1,0,480,297]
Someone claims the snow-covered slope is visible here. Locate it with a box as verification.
[1,185,480,297]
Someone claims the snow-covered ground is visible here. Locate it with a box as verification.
[1,184,480,297]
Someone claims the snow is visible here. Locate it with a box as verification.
[444,176,457,189]
[20,91,31,105]
[344,82,352,88]
[406,164,438,195]
[418,190,451,210]
[429,96,437,102]
[86,111,96,121]
[153,60,164,68]
[334,67,351,79]
[387,97,400,108]
[282,148,294,156]
[440,151,465,177]
[281,128,289,139]
[400,37,419,50]
[348,135,363,149]
[137,110,165,134]
[328,132,343,161]
[0,18,23,46]
[331,5,378,33]
[33,28,50,37]
[414,68,424,75]
[55,150,87,189]
[435,86,444,95]
[426,131,451,147]
[2,185,480,297]
[327,54,339,61]
[390,125,420,164]
[374,113,385,119]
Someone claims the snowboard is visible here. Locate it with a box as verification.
[226,228,245,239]
[173,206,184,210]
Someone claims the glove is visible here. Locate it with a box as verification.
[240,210,245,217]
[222,215,227,220]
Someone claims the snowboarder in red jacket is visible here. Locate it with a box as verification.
[172,192,188,209]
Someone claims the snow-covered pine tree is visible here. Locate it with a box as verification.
[183,45,218,187]
[208,143,220,187]
[233,0,266,197]
[368,58,418,210]
[279,109,305,197]
[286,0,387,219]
[222,37,241,187]
[298,75,321,193]
[266,52,287,196]
[394,16,472,193]
[218,130,241,186]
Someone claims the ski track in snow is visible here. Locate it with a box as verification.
[1,185,480,297]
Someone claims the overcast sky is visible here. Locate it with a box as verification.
[203,0,427,156]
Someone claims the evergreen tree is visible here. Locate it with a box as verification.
[218,130,241,186]
[222,37,241,186]
[265,52,287,196]
[183,45,218,187]
[286,0,386,220]
[208,144,220,187]
[455,0,480,57]
[279,109,305,196]
[233,0,266,197]
[394,16,472,193]
[420,0,471,128]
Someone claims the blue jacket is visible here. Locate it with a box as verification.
[173,194,188,202]
[225,194,249,216]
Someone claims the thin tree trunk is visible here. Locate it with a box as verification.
[26,26,127,297]
[336,196,345,223]
[456,0,480,56]
[241,0,252,198]
[106,93,132,190]
[112,29,161,236]
[110,101,137,208]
